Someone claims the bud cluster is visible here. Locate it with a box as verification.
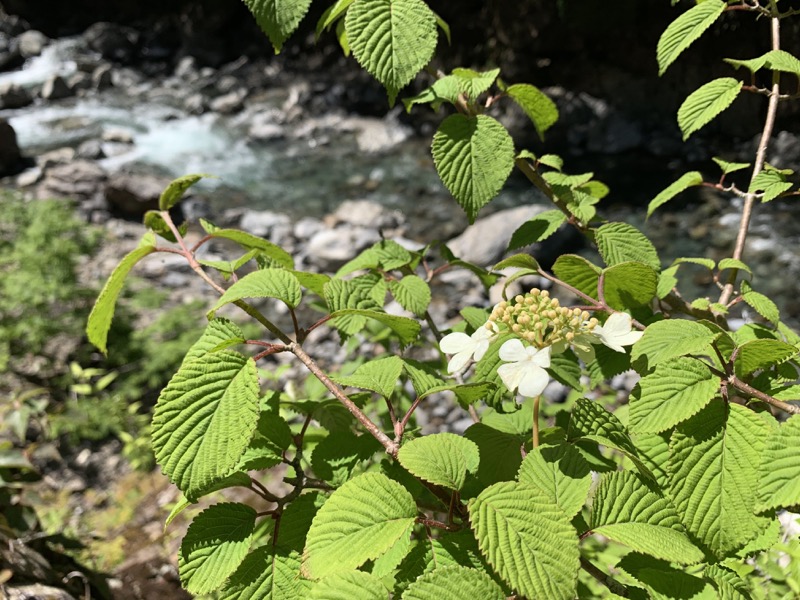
[488,288,598,349]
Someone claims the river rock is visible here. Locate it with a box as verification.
[83,22,140,63]
[329,199,404,231]
[446,205,550,267]
[210,88,247,114]
[37,160,107,202]
[3,584,77,600]
[67,70,92,93]
[0,118,23,176]
[304,226,382,272]
[104,172,169,217]
[0,81,32,108]
[239,209,292,243]
[17,29,48,57]
[92,63,114,90]
[40,74,71,100]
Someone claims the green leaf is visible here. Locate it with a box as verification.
[587,343,633,388]
[748,167,793,202]
[469,481,579,600]
[402,76,461,112]
[647,171,704,218]
[517,444,591,518]
[432,114,515,223]
[336,239,414,276]
[756,414,800,511]
[243,0,314,53]
[741,280,780,324]
[183,318,246,365]
[218,547,305,599]
[451,67,501,98]
[86,237,157,354]
[712,157,750,175]
[165,472,254,527]
[389,275,431,317]
[657,0,726,75]
[275,492,327,553]
[506,210,567,251]
[311,431,381,487]
[717,258,752,276]
[567,398,654,481]
[143,210,183,242]
[471,334,515,410]
[595,222,661,270]
[335,356,404,399]
[316,0,354,37]
[629,357,719,434]
[236,412,294,472]
[209,268,302,317]
[678,78,742,140]
[179,502,256,595]
[669,400,771,558]
[159,173,209,211]
[602,262,658,310]
[631,319,720,371]
[506,83,558,140]
[538,153,564,171]
[397,433,479,490]
[493,253,540,271]
[734,339,797,377]
[403,565,506,600]
[633,431,672,490]
[345,0,437,104]
[464,423,526,485]
[552,255,601,299]
[328,309,421,345]
[548,350,582,392]
[152,351,259,498]
[704,564,753,600]
[302,472,416,578]
[590,471,704,563]
[725,49,800,77]
[208,229,294,268]
[617,553,716,600]
[402,359,446,396]
[310,571,387,599]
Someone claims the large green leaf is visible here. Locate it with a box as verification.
[669,400,771,558]
[86,234,157,354]
[734,338,797,377]
[464,423,526,485]
[657,0,726,75]
[602,262,658,310]
[302,472,416,578]
[243,0,314,53]
[506,83,558,140]
[218,547,305,599]
[389,275,431,317]
[756,414,800,511]
[590,471,704,564]
[595,222,661,270]
[310,431,380,487]
[678,78,742,140]
[335,356,404,398]
[403,565,505,600]
[165,472,254,528]
[183,318,245,365]
[328,308,421,345]
[345,0,437,104]
[633,431,672,490]
[517,444,591,518]
[725,49,800,77]
[432,114,515,223]
[741,280,780,324]
[748,166,794,203]
[552,254,601,299]
[617,553,717,600]
[629,357,719,434]
[647,171,704,218]
[397,432,479,490]
[152,350,260,498]
[469,481,579,600]
[209,268,302,317]
[179,502,256,595]
[309,571,387,599]
[631,319,720,371]
[506,209,567,251]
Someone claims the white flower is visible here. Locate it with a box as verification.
[440,322,498,373]
[496,339,552,398]
[595,312,643,352]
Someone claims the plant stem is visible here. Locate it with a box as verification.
[718,14,781,306]
[532,395,541,448]
[730,375,800,415]
[580,557,630,598]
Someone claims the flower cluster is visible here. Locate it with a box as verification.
[439,288,643,400]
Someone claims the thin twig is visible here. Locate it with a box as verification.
[580,557,630,598]
[729,375,800,415]
[532,395,541,448]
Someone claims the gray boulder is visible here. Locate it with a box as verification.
[0,82,32,109]
[104,172,169,217]
[304,226,382,272]
[37,160,107,201]
[17,29,48,57]
[40,74,71,100]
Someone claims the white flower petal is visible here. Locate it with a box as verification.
[499,338,528,362]
[603,312,632,335]
[447,351,472,374]
[614,330,643,346]
[596,312,641,353]
[440,332,473,354]
[529,345,552,369]
[497,361,526,393]
[518,366,550,397]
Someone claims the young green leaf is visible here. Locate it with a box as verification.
[756,415,800,511]
[468,481,580,600]
[402,359,447,396]
[336,239,414,276]
[451,67,501,98]
[335,356,404,399]
[328,308,421,345]
[403,565,506,600]
[309,570,387,599]
[397,432,480,490]
[152,350,259,498]
[517,444,591,519]
[207,229,294,268]
[748,167,794,202]
[179,502,256,595]
[725,49,800,77]
[631,319,721,371]
[590,471,704,564]
[402,76,461,112]
[552,255,601,299]
[302,472,416,578]
[657,0,726,75]
[276,492,327,553]
[741,280,780,325]
[669,400,772,558]
[208,268,302,317]
[315,0,354,38]
[595,222,661,270]
[388,275,431,317]
[506,210,567,251]
[432,114,515,223]
[159,173,209,211]
[678,78,742,140]
[345,0,437,104]
[647,171,703,218]
[243,0,314,53]
[602,262,658,310]
[712,157,750,175]
[165,472,254,528]
[86,234,157,355]
[505,83,558,139]
[734,339,797,377]
[493,253,540,272]
[629,357,719,434]
[218,547,305,599]
[717,258,751,276]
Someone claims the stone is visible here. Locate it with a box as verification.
[102,128,134,144]
[446,205,550,267]
[4,584,77,600]
[105,172,170,217]
[209,88,247,114]
[83,22,139,63]
[92,63,113,90]
[67,71,92,93]
[239,209,292,243]
[40,74,71,100]
[183,92,206,114]
[16,166,41,187]
[0,82,32,109]
[37,160,107,201]
[38,147,76,169]
[76,138,105,159]
[329,199,404,231]
[17,29,48,57]
[0,118,23,177]
[293,217,325,241]
[305,226,382,272]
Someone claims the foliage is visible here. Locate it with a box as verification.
[89,1,800,598]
